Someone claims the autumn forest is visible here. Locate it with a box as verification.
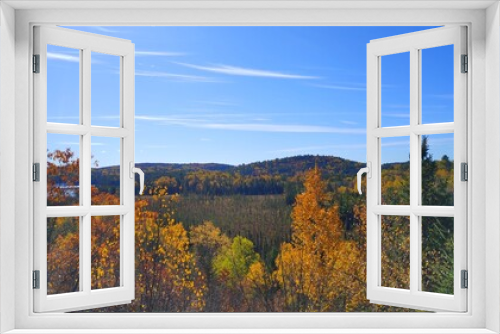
[47,137,454,312]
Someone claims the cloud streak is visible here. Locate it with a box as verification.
[135,69,222,83]
[340,120,358,125]
[136,51,187,57]
[178,122,364,134]
[174,62,319,80]
[310,83,365,91]
[135,115,205,123]
[47,52,80,63]
[136,114,365,134]
[92,26,122,33]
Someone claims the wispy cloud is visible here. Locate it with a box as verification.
[174,62,319,80]
[178,122,364,134]
[135,69,222,83]
[47,52,80,63]
[136,114,365,134]
[340,120,358,125]
[135,115,204,122]
[92,26,121,33]
[310,83,365,91]
[136,51,187,57]
[48,52,105,65]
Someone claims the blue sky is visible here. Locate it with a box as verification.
[47,26,454,166]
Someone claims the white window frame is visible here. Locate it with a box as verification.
[1,2,499,333]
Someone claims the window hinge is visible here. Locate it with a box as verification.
[461,270,468,289]
[33,163,40,182]
[461,162,468,182]
[33,54,40,73]
[33,270,40,289]
[461,54,468,73]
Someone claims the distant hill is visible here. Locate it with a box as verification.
[135,162,234,172]
[233,155,364,178]
[91,155,366,196]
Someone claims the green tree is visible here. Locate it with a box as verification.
[213,236,261,284]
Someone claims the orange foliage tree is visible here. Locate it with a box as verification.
[46,149,206,312]
[273,168,365,312]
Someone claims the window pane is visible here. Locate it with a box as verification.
[421,217,454,295]
[91,215,120,290]
[91,52,121,127]
[381,136,410,205]
[381,52,410,127]
[91,136,121,205]
[47,217,80,295]
[421,45,454,124]
[47,45,80,124]
[421,134,454,206]
[381,215,410,290]
[47,133,80,206]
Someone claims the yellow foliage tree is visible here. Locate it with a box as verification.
[127,195,206,312]
[274,168,365,312]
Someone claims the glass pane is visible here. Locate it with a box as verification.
[421,45,454,124]
[47,133,80,206]
[47,217,80,294]
[381,136,410,205]
[381,52,410,127]
[91,52,121,127]
[91,215,120,290]
[381,215,410,289]
[421,133,454,206]
[91,136,121,205]
[421,217,454,295]
[47,45,80,124]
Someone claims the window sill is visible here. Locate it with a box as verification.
[4,329,497,334]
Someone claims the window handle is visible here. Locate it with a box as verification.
[130,162,145,195]
[357,162,371,195]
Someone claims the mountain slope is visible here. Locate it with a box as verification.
[91,155,367,196]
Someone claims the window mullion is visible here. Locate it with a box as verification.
[409,47,420,294]
[82,47,92,294]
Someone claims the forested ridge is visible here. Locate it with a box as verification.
[92,155,364,198]
[47,139,454,312]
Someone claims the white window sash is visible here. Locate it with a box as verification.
[366,26,467,312]
[32,25,136,313]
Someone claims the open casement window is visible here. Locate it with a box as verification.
[33,26,140,312]
[364,26,467,312]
